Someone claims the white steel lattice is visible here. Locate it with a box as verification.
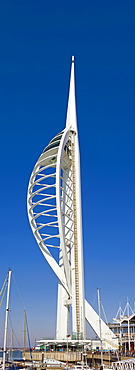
[27,129,75,296]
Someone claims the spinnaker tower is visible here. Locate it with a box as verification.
[27,57,118,348]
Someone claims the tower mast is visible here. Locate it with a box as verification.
[56,57,86,339]
[66,56,85,339]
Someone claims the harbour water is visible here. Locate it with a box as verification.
[0,350,23,361]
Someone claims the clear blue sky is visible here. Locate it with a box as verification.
[0,0,135,347]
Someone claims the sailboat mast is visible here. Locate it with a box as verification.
[3,270,12,370]
[97,289,103,367]
[24,310,27,352]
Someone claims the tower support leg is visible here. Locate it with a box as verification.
[56,283,70,339]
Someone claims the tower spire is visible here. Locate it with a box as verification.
[66,56,77,132]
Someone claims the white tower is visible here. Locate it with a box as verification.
[27,57,118,348]
[56,56,85,340]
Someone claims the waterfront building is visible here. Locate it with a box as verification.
[109,315,135,352]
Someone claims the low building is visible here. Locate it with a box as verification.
[109,313,135,353]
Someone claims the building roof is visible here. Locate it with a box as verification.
[113,313,135,324]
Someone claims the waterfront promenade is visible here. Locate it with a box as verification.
[24,350,135,366]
